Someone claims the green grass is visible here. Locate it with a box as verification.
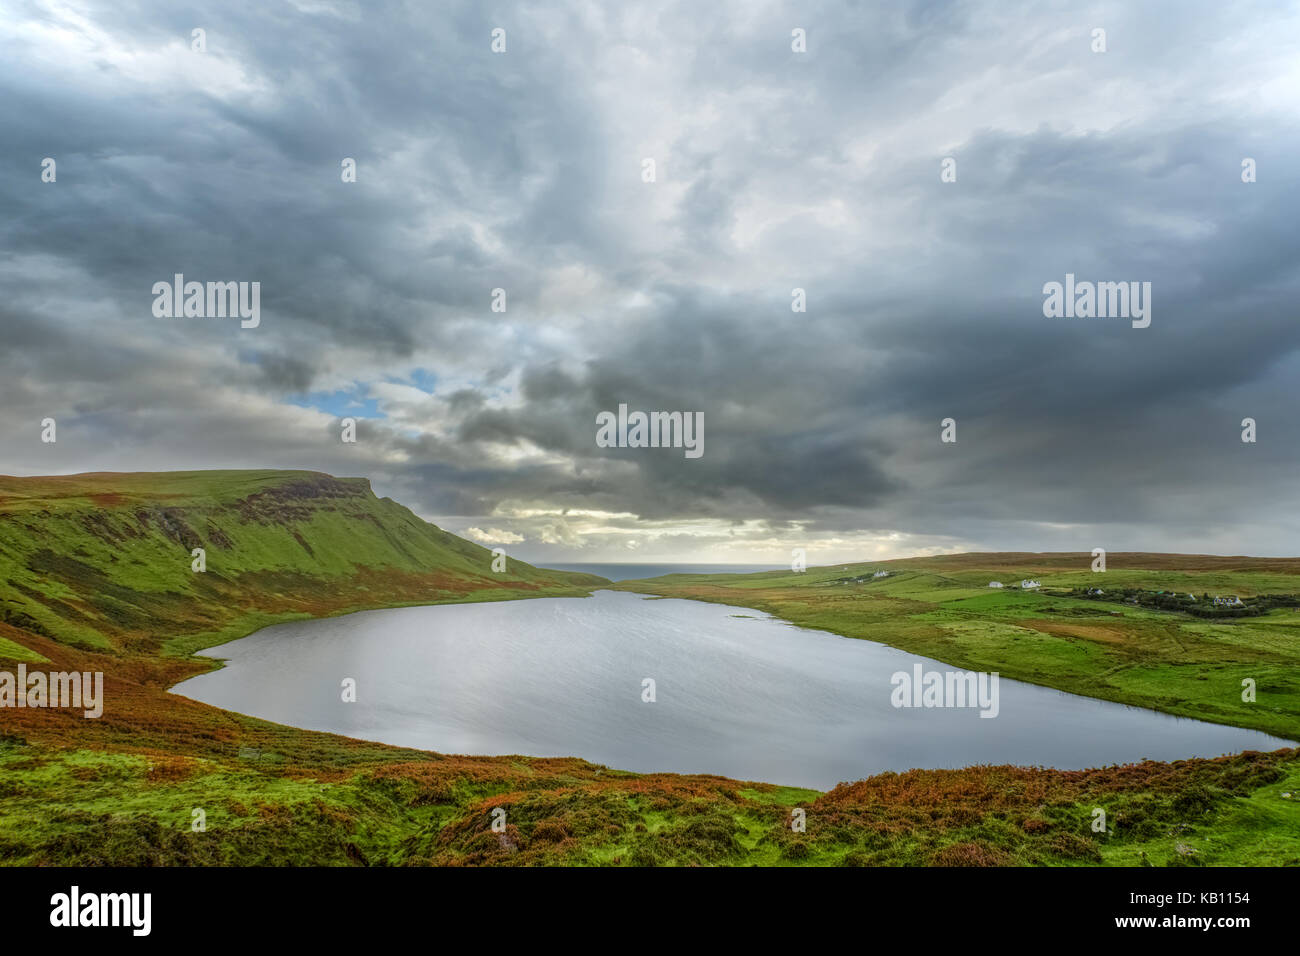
[615,561,1300,741]
[0,469,608,659]
[2,475,1298,866]
[0,635,49,663]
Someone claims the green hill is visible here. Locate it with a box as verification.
[0,473,1295,867]
[0,469,607,660]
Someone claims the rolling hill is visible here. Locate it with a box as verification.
[0,471,1296,867]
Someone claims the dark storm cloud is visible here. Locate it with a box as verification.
[2,0,1298,561]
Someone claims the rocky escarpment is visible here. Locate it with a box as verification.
[0,470,606,656]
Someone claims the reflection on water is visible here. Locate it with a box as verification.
[172,590,1293,790]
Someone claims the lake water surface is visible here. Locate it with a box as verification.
[172,590,1292,789]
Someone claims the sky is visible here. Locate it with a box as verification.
[2,0,1299,565]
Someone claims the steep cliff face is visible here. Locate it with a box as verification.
[0,470,606,656]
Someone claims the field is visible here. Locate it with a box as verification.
[1,473,1297,866]
[613,555,1300,739]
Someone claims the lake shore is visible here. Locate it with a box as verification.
[170,590,1293,790]
[5,524,1299,865]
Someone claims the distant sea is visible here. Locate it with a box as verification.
[545,563,786,583]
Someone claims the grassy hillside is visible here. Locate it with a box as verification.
[0,475,1296,866]
[613,554,1300,740]
[2,741,1295,866]
[0,470,607,659]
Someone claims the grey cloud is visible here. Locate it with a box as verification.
[2,0,1297,563]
